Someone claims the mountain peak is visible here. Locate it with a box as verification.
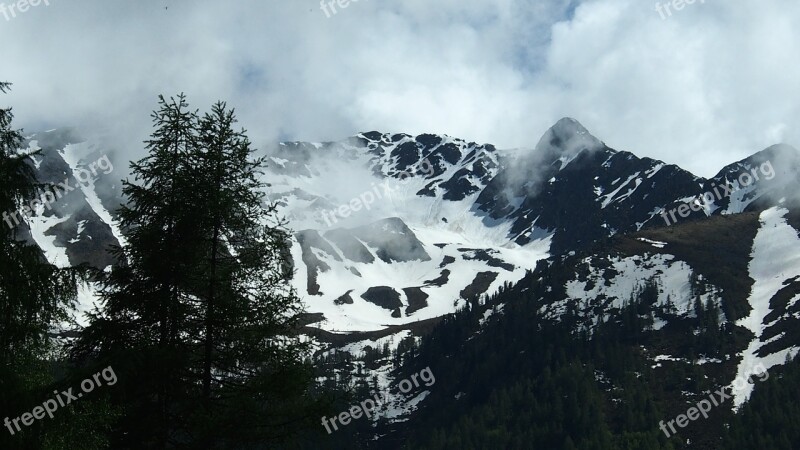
[551,116,588,132]
[713,143,800,181]
[754,143,800,162]
[535,117,604,158]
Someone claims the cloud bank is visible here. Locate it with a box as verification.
[1,0,798,176]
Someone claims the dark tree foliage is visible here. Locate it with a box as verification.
[0,82,115,449]
[72,95,322,448]
[724,353,800,450]
[381,269,745,450]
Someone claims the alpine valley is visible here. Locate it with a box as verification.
[18,119,800,449]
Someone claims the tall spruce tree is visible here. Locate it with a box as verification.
[73,95,319,448]
[73,94,206,447]
[186,102,316,447]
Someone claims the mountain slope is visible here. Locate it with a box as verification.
[15,120,800,444]
[390,205,800,449]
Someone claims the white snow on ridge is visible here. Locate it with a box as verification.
[546,253,717,330]
[26,214,71,268]
[59,143,127,247]
[480,303,505,326]
[268,136,501,234]
[637,238,667,248]
[645,163,665,178]
[299,225,551,333]
[653,354,684,362]
[331,330,413,359]
[557,151,583,170]
[731,207,800,409]
[23,140,44,168]
[269,137,553,333]
[599,172,643,209]
[720,178,760,215]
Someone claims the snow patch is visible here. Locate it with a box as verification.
[731,207,800,409]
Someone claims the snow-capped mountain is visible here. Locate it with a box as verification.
[460,205,800,422]
[264,132,549,332]
[17,120,800,337]
[390,204,800,448]
[14,119,800,436]
[15,128,124,270]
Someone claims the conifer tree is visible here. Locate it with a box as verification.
[73,95,319,448]
[186,101,315,446]
[72,94,205,447]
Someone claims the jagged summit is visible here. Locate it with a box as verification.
[715,143,800,175]
[17,124,800,334]
[534,117,605,159]
[761,142,800,155]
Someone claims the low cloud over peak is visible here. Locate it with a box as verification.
[1,0,799,178]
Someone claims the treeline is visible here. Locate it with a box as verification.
[724,353,800,449]
[0,84,333,449]
[391,266,784,450]
[397,279,675,450]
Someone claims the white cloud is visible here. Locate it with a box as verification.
[1,0,798,176]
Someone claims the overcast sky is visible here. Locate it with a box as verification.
[1,0,798,176]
